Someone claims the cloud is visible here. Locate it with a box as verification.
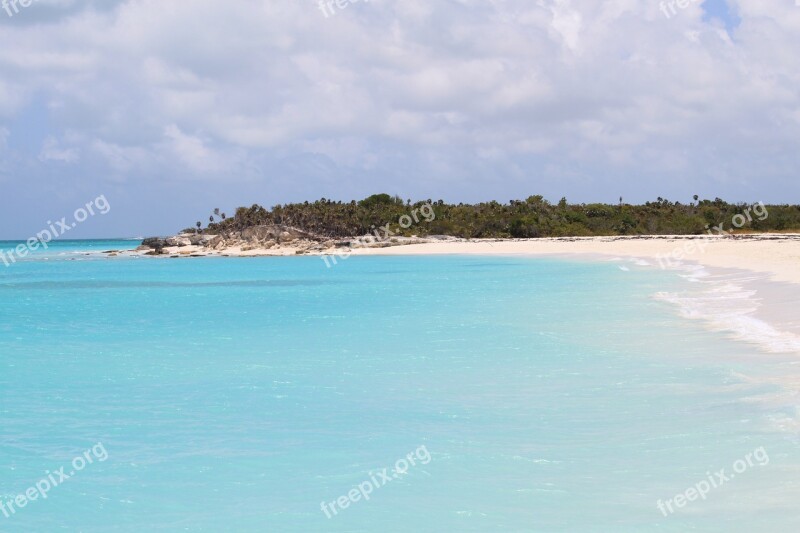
[39,135,79,162]
[0,0,798,237]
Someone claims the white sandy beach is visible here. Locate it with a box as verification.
[135,234,800,286]
[350,236,800,286]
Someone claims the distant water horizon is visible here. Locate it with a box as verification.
[1,241,799,531]
[0,238,144,243]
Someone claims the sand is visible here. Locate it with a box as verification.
[349,235,800,285]
[132,234,800,285]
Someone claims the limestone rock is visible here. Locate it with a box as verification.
[166,236,192,247]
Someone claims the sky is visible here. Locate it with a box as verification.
[0,0,798,238]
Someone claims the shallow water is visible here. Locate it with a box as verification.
[1,243,798,531]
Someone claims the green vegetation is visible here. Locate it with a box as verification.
[192,194,800,239]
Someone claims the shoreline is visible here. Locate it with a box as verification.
[126,234,800,285]
[350,236,800,355]
[349,235,800,286]
[120,233,800,357]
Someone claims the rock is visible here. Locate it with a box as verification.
[166,236,192,247]
[240,225,322,244]
[241,226,281,243]
[146,225,327,253]
[189,234,217,246]
[206,235,224,249]
[141,237,167,250]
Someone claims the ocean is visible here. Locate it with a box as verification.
[1,240,798,532]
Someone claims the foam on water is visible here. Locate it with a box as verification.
[652,262,800,355]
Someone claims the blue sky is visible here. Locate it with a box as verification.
[0,0,798,238]
[702,0,742,29]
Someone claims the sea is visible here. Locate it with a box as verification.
[1,239,799,532]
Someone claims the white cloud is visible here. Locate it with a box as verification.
[39,135,79,162]
[0,0,796,203]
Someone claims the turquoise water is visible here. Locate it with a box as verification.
[1,241,799,532]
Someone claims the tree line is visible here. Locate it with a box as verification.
[187,194,800,239]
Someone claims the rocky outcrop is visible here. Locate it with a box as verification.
[239,225,319,245]
[141,237,167,254]
[166,236,192,247]
[188,234,218,246]
[142,237,166,248]
[140,225,325,254]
